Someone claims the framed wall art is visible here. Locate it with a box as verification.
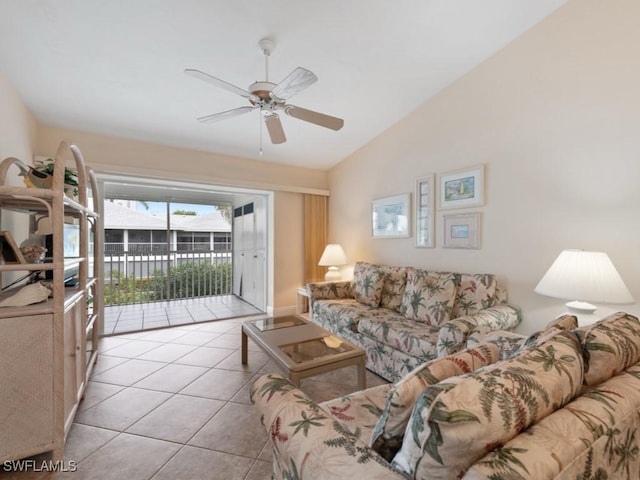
[442,212,480,249]
[371,193,410,238]
[415,175,434,247]
[438,164,485,210]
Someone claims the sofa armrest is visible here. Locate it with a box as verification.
[436,304,522,356]
[250,374,405,480]
[466,327,527,360]
[307,281,355,306]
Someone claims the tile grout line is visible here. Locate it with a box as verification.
[64,316,278,479]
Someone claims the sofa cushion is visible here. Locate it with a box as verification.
[392,330,584,480]
[575,312,640,387]
[451,273,498,318]
[494,284,508,305]
[321,383,391,442]
[358,315,441,359]
[399,269,457,325]
[353,261,385,307]
[370,344,499,461]
[467,362,640,479]
[379,265,408,312]
[312,298,376,335]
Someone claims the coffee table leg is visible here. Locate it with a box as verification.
[241,328,248,365]
[289,372,301,387]
[357,357,366,390]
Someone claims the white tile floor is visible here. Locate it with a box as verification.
[3,316,387,480]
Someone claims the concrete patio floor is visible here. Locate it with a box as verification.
[104,295,263,334]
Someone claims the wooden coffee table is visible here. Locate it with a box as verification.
[241,315,366,389]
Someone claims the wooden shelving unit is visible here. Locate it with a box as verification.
[0,141,102,462]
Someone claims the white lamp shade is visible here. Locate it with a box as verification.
[534,249,634,305]
[318,244,349,267]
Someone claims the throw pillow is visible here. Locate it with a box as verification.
[451,273,498,318]
[353,261,384,307]
[392,330,584,480]
[379,265,408,312]
[370,343,499,461]
[400,268,457,325]
[575,312,640,387]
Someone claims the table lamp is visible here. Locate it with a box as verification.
[318,244,349,281]
[534,249,634,313]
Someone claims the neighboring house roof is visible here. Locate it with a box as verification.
[104,201,231,232]
[104,201,166,230]
[176,211,231,232]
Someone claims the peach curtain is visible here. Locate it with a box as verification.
[304,194,328,283]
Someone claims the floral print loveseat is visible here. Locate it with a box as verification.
[307,261,521,382]
[252,312,640,479]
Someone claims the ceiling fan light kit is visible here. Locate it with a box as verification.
[185,38,344,149]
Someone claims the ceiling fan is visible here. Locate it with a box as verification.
[185,38,344,147]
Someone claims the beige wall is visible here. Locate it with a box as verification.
[0,74,38,284]
[0,74,37,185]
[329,0,640,334]
[35,125,328,194]
[31,125,328,314]
[0,75,37,227]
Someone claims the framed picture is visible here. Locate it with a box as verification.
[438,164,485,210]
[371,193,410,238]
[415,175,434,247]
[442,213,480,249]
[0,231,26,264]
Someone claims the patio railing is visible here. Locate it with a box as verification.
[105,242,231,254]
[104,249,232,306]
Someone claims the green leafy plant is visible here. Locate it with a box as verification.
[34,158,79,196]
[104,262,232,306]
[148,262,232,300]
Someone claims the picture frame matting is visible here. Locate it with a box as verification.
[438,164,485,210]
[442,212,481,249]
[371,193,411,238]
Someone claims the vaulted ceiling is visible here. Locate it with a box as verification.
[0,0,566,170]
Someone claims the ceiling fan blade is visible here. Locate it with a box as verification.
[270,67,318,101]
[264,113,286,144]
[284,105,344,131]
[197,106,256,124]
[185,68,259,103]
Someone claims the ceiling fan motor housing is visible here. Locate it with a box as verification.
[248,81,283,109]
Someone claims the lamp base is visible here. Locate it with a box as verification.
[324,266,342,282]
[565,300,597,314]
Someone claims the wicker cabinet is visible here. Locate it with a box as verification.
[0,141,101,462]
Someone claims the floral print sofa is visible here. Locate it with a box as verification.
[252,312,640,480]
[307,261,522,382]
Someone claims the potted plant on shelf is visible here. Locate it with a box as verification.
[19,158,79,198]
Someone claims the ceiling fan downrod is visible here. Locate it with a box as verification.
[258,38,275,83]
